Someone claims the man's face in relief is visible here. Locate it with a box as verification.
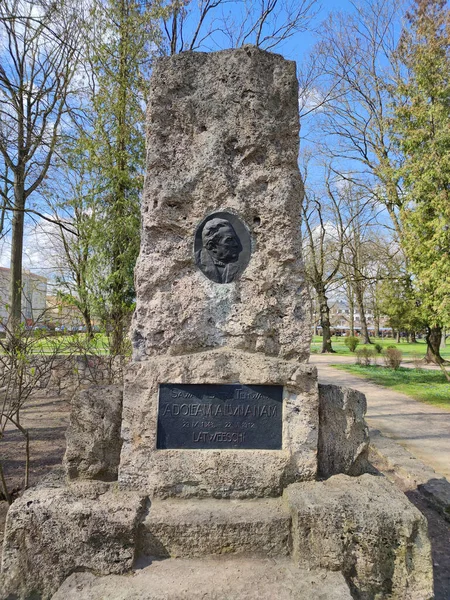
[203,219,242,264]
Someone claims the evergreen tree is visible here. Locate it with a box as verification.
[81,0,154,354]
[391,0,450,362]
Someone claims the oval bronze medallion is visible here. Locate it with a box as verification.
[194,211,251,284]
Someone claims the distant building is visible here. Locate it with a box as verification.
[0,267,47,325]
[313,298,393,337]
[45,295,84,329]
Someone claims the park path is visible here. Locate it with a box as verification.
[309,354,450,480]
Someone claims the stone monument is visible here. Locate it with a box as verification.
[1,47,434,600]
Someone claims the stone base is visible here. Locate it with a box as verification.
[0,477,147,600]
[318,384,370,477]
[52,557,353,600]
[285,474,434,600]
[64,384,123,481]
[119,350,319,498]
[137,497,290,558]
[1,473,434,599]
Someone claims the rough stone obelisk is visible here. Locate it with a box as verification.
[118,46,318,498]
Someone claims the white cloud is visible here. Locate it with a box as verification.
[0,237,9,268]
[0,216,68,279]
[299,87,325,115]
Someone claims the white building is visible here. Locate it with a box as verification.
[0,267,48,326]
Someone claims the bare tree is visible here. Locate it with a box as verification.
[339,183,388,344]
[301,161,345,353]
[0,0,80,333]
[39,157,97,339]
[0,306,68,503]
[158,0,318,55]
[300,0,447,360]
[300,0,405,235]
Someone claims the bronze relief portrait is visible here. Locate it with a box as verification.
[194,212,251,283]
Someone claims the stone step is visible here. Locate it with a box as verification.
[52,556,353,600]
[137,497,291,558]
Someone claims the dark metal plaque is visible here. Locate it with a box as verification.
[157,384,282,450]
[194,211,251,283]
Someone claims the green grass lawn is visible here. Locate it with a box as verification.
[332,363,450,411]
[0,332,110,355]
[310,335,450,360]
[34,332,110,355]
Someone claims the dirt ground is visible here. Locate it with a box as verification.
[1,396,449,599]
[0,393,71,545]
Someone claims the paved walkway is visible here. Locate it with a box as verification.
[309,355,450,480]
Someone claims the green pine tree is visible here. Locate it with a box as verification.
[391,0,450,363]
[82,0,155,355]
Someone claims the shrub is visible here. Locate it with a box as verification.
[374,343,383,354]
[383,347,403,369]
[355,347,375,366]
[344,336,360,352]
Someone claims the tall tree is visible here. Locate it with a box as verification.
[302,0,405,235]
[0,0,79,332]
[79,0,152,354]
[301,0,447,362]
[340,187,379,345]
[391,0,450,363]
[40,150,97,338]
[301,161,346,353]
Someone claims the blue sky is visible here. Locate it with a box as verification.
[176,0,360,63]
[271,0,359,61]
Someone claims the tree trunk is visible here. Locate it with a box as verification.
[410,331,416,343]
[82,307,93,340]
[375,315,380,337]
[109,312,124,356]
[0,462,11,505]
[348,291,355,336]
[9,171,26,335]
[396,331,400,343]
[105,0,128,358]
[424,325,444,364]
[317,286,335,353]
[354,282,371,344]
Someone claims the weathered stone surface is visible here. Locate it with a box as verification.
[118,47,317,499]
[419,478,450,523]
[0,480,146,600]
[137,497,290,558]
[64,384,123,481]
[318,384,370,478]
[284,474,434,600]
[52,557,353,600]
[131,46,310,363]
[119,350,319,498]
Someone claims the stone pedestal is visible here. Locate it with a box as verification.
[119,351,318,498]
